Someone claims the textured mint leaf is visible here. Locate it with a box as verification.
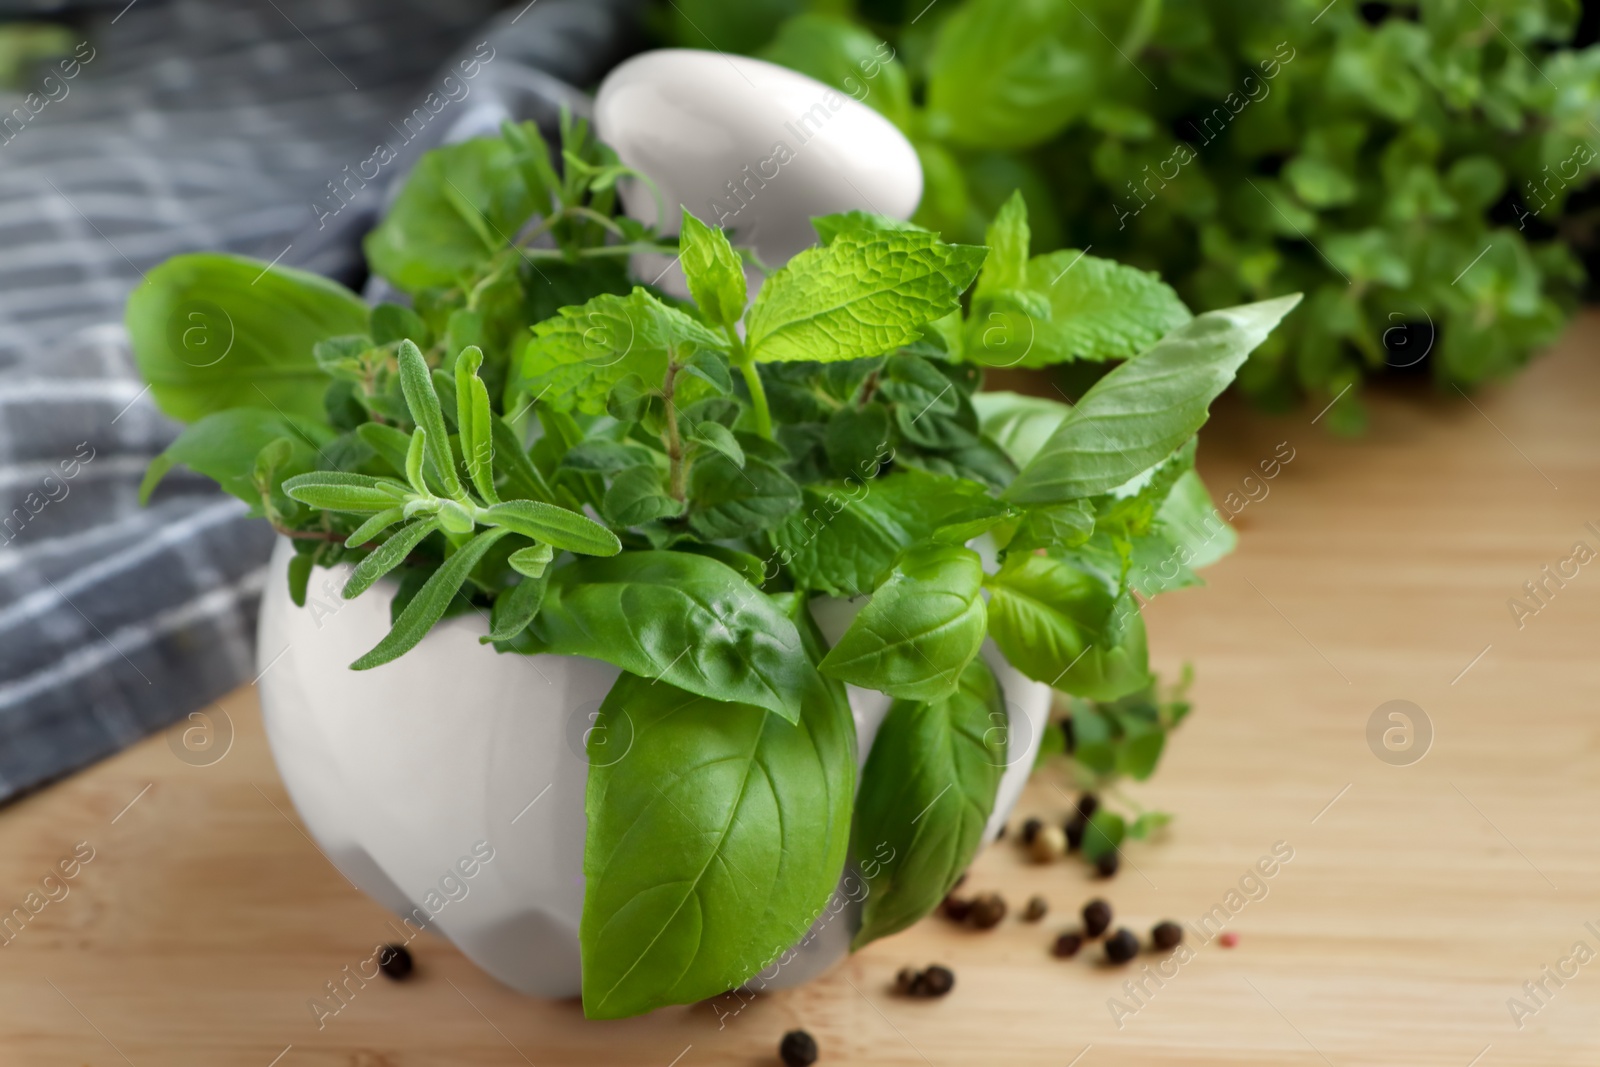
[522,287,729,415]
[771,469,1009,598]
[973,189,1029,301]
[744,231,986,364]
[678,210,746,328]
[1004,295,1302,505]
[970,250,1192,368]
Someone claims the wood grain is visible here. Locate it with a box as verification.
[4,314,1600,1066]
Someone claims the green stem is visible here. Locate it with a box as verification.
[663,357,687,503]
[725,327,772,439]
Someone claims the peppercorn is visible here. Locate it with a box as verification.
[1064,816,1086,851]
[1076,793,1100,821]
[941,895,973,922]
[913,964,955,997]
[895,966,921,995]
[377,943,413,980]
[1020,816,1043,845]
[968,892,1007,929]
[1061,717,1075,753]
[1104,928,1139,964]
[779,1029,819,1067]
[1081,898,1112,938]
[1220,931,1240,948]
[1152,921,1183,950]
[1022,895,1048,922]
[1051,931,1084,958]
[1095,851,1120,879]
[1029,823,1066,863]
[996,822,1007,840]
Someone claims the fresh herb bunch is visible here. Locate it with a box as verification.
[670,0,1600,431]
[129,118,1296,1018]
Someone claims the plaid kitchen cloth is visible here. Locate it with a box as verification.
[0,0,642,803]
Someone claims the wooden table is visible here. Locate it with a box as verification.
[3,314,1599,1066]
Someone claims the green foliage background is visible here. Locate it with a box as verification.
[655,0,1600,431]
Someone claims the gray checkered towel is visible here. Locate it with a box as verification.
[0,0,642,803]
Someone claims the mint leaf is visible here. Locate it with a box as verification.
[1004,295,1302,505]
[819,542,987,702]
[973,189,1029,300]
[678,209,746,328]
[771,470,1009,598]
[523,287,728,414]
[744,231,986,364]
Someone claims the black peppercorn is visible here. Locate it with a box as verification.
[1064,816,1086,851]
[968,892,1007,929]
[377,943,413,980]
[1081,898,1112,938]
[1061,717,1075,753]
[1105,928,1139,964]
[1022,895,1048,922]
[895,966,921,995]
[913,964,955,997]
[1152,921,1184,950]
[1095,851,1120,879]
[1076,793,1100,821]
[941,895,972,922]
[779,1029,819,1067]
[1020,816,1043,845]
[1051,931,1084,958]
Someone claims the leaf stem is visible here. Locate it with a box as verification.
[662,355,687,503]
[724,327,772,439]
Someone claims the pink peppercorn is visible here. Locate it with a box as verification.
[1219,931,1239,948]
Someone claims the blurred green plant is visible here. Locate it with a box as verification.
[657,0,1600,432]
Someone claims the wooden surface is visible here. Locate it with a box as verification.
[4,314,1600,1066]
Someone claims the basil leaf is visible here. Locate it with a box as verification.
[819,542,987,702]
[127,253,367,422]
[759,14,912,129]
[343,518,442,599]
[1004,296,1302,505]
[985,554,1150,700]
[523,287,729,415]
[924,0,1099,150]
[744,231,986,364]
[579,659,854,1018]
[771,470,1008,598]
[971,391,1071,468]
[528,551,812,723]
[678,209,747,328]
[396,339,463,498]
[480,500,620,556]
[282,471,409,513]
[140,408,332,510]
[455,345,497,503]
[363,135,537,291]
[351,528,510,670]
[851,656,1006,948]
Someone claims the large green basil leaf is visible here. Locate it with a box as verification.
[924,0,1103,150]
[138,408,333,511]
[580,632,854,1017]
[744,231,986,364]
[985,554,1150,700]
[522,288,729,415]
[851,656,1006,948]
[127,253,368,422]
[1003,295,1302,505]
[771,469,1009,598]
[363,135,538,291]
[818,543,986,702]
[969,251,1192,368]
[528,551,811,723]
[970,391,1071,468]
[759,14,912,129]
